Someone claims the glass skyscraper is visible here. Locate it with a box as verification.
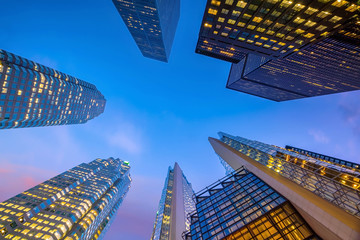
[196,0,360,101]
[112,0,180,62]
[151,163,195,240]
[0,49,106,129]
[184,167,318,240]
[209,132,360,240]
[0,158,131,240]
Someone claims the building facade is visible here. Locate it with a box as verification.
[0,158,131,240]
[112,0,180,62]
[196,0,360,101]
[184,167,318,240]
[0,50,106,129]
[209,132,360,239]
[151,163,195,240]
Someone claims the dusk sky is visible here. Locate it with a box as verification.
[1,0,360,239]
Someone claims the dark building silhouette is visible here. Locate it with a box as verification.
[196,0,360,101]
[112,0,180,62]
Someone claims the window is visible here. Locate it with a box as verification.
[236,1,247,8]
[232,10,241,17]
[329,16,342,23]
[218,17,225,22]
[208,8,218,15]
[317,11,331,18]
[304,7,318,15]
[225,0,234,5]
[228,19,236,24]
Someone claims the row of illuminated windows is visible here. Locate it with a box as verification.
[211,0,359,13]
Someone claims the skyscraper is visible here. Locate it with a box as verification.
[151,163,195,240]
[112,0,180,62]
[196,0,360,101]
[183,167,318,240]
[209,132,360,239]
[0,49,106,129]
[0,158,131,240]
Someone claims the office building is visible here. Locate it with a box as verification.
[151,163,195,240]
[183,167,318,240]
[0,158,131,240]
[0,49,106,129]
[112,0,180,62]
[196,0,360,101]
[209,132,360,239]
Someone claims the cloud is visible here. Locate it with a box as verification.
[107,128,141,154]
[0,162,55,202]
[338,93,360,137]
[308,129,330,144]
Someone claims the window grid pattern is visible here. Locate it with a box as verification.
[0,50,106,129]
[151,165,196,240]
[184,168,317,240]
[219,132,360,219]
[285,145,359,169]
[0,158,131,240]
[196,0,359,62]
[112,0,180,62]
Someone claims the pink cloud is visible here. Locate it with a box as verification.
[0,162,54,202]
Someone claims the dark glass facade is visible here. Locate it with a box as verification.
[184,168,318,240]
[0,49,106,129]
[112,0,180,62]
[218,132,360,219]
[196,0,360,101]
[0,158,131,240]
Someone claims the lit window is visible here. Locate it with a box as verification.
[315,25,327,31]
[267,0,279,3]
[221,32,229,36]
[304,21,316,27]
[263,20,273,25]
[276,33,285,38]
[256,27,266,32]
[304,7,318,15]
[211,0,221,6]
[329,16,342,23]
[285,36,294,40]
[204,23,212,28]
[218,17,225,22]
[303,33,315,38]
[271,10,282,17]
[225,0,234,5]
[237,1,247,8]
[295,29,305,34]
[253,17,263,23]
[243,13,252,19]
[248,4,258,10]
[221,9,229,14]
[237,22,246,27]
[345,4,359,12]
[293,17,305,24]
[266,30,275,35]
[228,19,236,24]
[232,10,241,17]
[280,0,293,8]
[332,0,348,7]
[292,4,305,11]
[247,25,256,30]
[317,11,331,18]
[208,8,218,15]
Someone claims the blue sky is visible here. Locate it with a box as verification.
[1,0,360,239]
